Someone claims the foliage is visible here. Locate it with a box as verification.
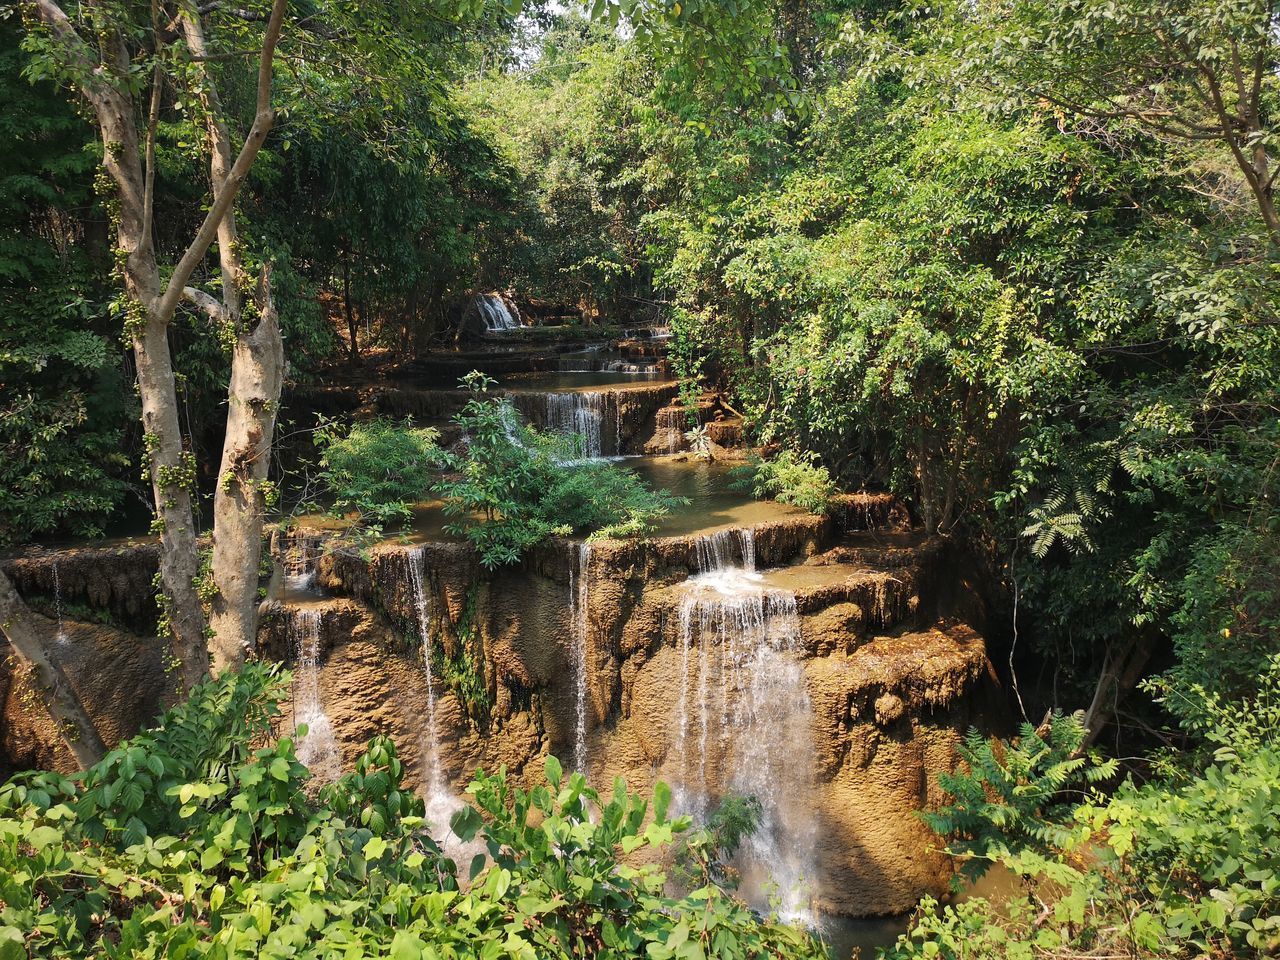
[0,666,828,959]
[672,794,763,893]
[314,418,440,528]
[895,677,1280,959]
[0,21,130,544]
[432,373,683,567]
[924,714,1117,884]
[732,451,837,516]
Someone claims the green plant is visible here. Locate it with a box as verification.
[433,372,683,567]
[924,714,1117,883]
[672,793,763,892]
[314,417,440,527]
[732,451,837,516]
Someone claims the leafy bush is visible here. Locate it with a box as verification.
[0,666,828,959]
[433,373,684,567]
[893,680,1280,959]
[924,713,1117,883]
[314,417,440,527]
[672,793,763,892]
[732,451,837,516]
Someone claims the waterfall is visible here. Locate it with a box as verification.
[693,527,756,573]
[291,608,342,783]
[407,547,445,795]
[51,561,67,646]
[406,546,488,868]
[568,542,592,773]
[545,391,614,459]
[283,536,321,592]
[476,294,520,333]
[671,530,819,924]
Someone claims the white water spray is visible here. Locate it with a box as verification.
[291,608,342,783]
[671,528,820,925]
[407,547,446,794]
[545,391,614,459]
[568,542,593,774]
[51,561,68,646]
[475,294,520,333]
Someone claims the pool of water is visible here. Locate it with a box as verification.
[624,457,809,538]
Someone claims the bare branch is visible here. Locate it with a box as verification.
[183,285,227,322]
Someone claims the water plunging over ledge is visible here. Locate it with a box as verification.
[671,527,820,925]
[407,546,447,797]
[569,542,592,774]
[290,607,341,783]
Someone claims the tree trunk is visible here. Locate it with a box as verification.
[181,2,286,672]
[206,279,283,671]
[1081,632,1157,749]
[0,570,106,768]
[342,248,359,362]
[133,314,212,690]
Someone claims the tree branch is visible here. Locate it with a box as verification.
[153,0,288,322]
[183,286,227,322]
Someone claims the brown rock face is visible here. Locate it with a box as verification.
[4,494,996,919]
[279,501,994,917]
[0,617,170,775]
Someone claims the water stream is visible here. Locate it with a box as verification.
[51,561,67,646]
[672,527,820,925]
[290,608,342,783]
[407,546,446,796]
[544,391,616,459]
[475,294,520,332]
[568,542,592,774]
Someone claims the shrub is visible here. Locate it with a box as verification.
[732,451,837,515]
[314,417,440,527]
[433,373,684,567]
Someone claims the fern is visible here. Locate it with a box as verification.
[924,713,1117,883]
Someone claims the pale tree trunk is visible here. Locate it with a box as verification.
[179,2,286,672]
[31,0,287,688]
[0,570,106,768]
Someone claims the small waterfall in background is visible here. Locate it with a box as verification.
[672,526,820,925]
[476,293,520,333]
[283,536,321,593]
[694,527,756,573]
[568,542,593,773]
[657,406,685,454]
[545,391,614,459]
[291,608,342,783]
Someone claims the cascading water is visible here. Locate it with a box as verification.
[545,391,616,459]
[475,293,520,333]
[291,608,342,783]
[568,542,593,773]
[407,547,446,797]
[405,546,486,868]
[51,561,67,646]
[283,536,321,593]
[694,527,756,573]
[672,527,820,925]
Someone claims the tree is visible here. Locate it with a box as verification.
[24,0,288,688]
[957,0,1280,240]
